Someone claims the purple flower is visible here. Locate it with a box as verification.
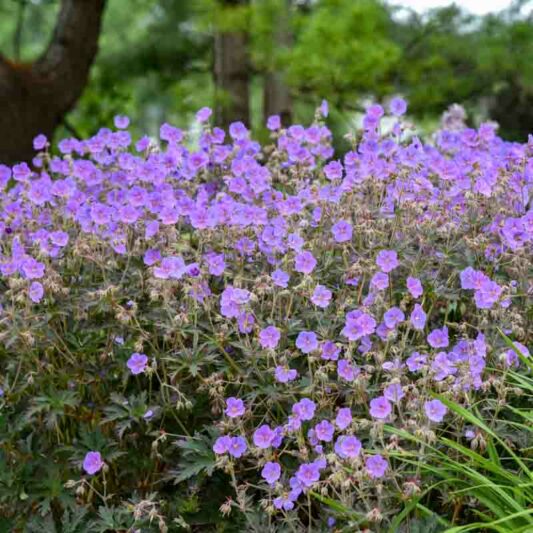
[253,425,276,449]
[314,420,335,442]
[259,326,281,350]
[406,351,427,372]
[383,307,405,329]
[33,134,48,150]
[296,331,318,353]
[342,310,377,341]
[29,281,44,303]
[406,276,423,298]
[292,398,316,421]
[225,397,245,418]
[427,326,449,348]
[369,396,392,419]
[213,435,232,454]
[503,342,530,367]
[389,97,407,116]
[319,99,329,118]
[261,461,281,484]
[410,304,427,331]
[376,250,399,273]
[337,359,360,381]
[365,454,388,478]
[324,161,343,181]
[275,365,298,383]
[196,106,212,122]
[370,272,389,291]
[294,251,317,275]
[335,408,352,430]
[228,436,247,458]
[127,352,148,375]
[21,258,45,279]
[267,115,281,131]
[295,462,321,487]
[311,285,332,308]
[474,280,502,309]
[424,399,447,423]
[271,269,290,288]
[114,115,130,129]
[331,220,352,243]
[321,341,340,361]
[83,451,104,475]
[384,383,404,403]
[334,435,362,459]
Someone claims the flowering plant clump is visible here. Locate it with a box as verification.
[0,99,531,531]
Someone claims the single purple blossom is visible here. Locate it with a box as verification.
[261,461,281,484]
[225,397,245,418]
[127,353,148,375]
[376,250,399,273]
[369,396,392,419]
[424,399,447,423]
[365,454,388,479]
[296,331,318,353]
[83,451,104,475]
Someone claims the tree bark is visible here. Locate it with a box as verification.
[214,1,250,129]
[263,0,292,126]
[0,0,106,164]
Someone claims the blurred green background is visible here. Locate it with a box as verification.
[0,0,532,144]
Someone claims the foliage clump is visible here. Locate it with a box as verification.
[0,101,531,531]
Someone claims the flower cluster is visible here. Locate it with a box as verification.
[0,98,530,529]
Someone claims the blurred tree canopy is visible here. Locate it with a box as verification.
[0,0,531,158]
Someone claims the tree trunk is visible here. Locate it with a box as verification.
[263,0,292,126]
[0,0,106,165]
[214,1,250,129]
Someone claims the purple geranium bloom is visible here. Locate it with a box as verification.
[406,351,427,372]
[370,272,389,291]
[29,281,44,303]
[83,451,104,475]
[331,220,352,243]
[267,115,281,131]
[384,383,404,403]
[503,342,530,368]
[383,307,405,329]
[259,325,281,349]
[114,115,130,129]
[342,310,377,341]
[213,435,232,454]
[424,399,447,422]
[296,331,318,353]
[474,279,502,309]
[228,436,247,458]
[334,435,362,459]
[376,250,399,273]
[365,454,388,479]
[389,97,407,116]
[321,341,340,361]
[253,425,276,449]
[143,248,161,266]
[335,408,352,430]
[410,304,427,331]
[337,359,360,381]
[21,258,45,279]
[314,420,335,442]
[271,269,290,288]
[275,365,298,383]
[225,397,245,418]
[427,326,449,348]
[262,461,281,484]
[369,396,392,419]
[311,285,332,308]
[127,352,148,375]
[406,276,423,298]
[295,462,321,487]
[324,160,343,181]
[196,106,212,122]
[292,398,316,421]
[294,251,317,275]
[33,134,48,150]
